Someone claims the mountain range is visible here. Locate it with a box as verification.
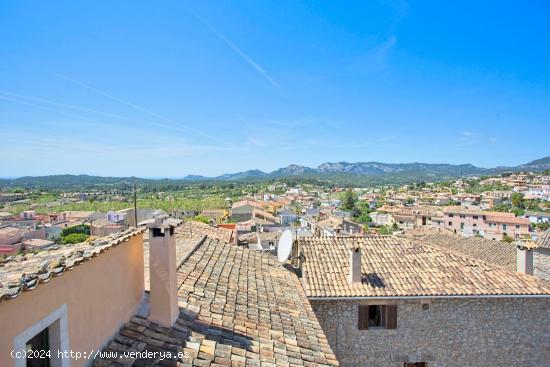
[1,157,548,189]
[182,156,550,181]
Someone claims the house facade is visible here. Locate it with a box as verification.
[0,229,145,367]
[297,236,550,367]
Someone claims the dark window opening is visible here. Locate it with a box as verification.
[404,363,427,367]
[26,328,50,367]
[358,305,397,330]
[368,305,384,327]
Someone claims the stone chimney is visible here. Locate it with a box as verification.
[148,218,179,327]
[348,246,362,284]
[516,241,534,275]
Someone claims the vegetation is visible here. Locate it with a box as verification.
[61,233,89,244]
[61,224,90,237]
[60,224,90,244]
[192,215,210,224]
[378,225,394,235]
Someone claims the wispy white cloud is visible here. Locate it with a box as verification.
[376,135,397,142]
[349,36,397,75]
[372,36,397,69]
[489,137,497,143]
[458,131,479,145]
[386,0,410,33]
[194,13,281,90]
[54,73,223,142]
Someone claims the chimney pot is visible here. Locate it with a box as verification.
[516,242,534,275]
[348,246,362,284]
[148,221,179,327]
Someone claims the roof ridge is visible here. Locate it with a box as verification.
[177,235,208,269]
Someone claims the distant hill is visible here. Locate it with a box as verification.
[1,156,548,189]
[182,156,550,181]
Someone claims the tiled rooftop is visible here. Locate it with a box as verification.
[299,236,550,298]
[403,231,517,271]
[0,228,144,302]
[97,236,339,366]
[538,228,550,249]
[143,220,235,290]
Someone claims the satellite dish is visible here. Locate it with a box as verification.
[277,229,293,263]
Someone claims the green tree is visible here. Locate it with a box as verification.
[61,233,89,244]
[379,225,393,235]
[192,215,210,224]
[511,193,525,209]
[341,189,357,211]
[502,234,514,243]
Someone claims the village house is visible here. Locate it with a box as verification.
[229,199,259,222]
[443,206,485,236]
[0,229,145,367]
[484,211,531,240]
[304,213,365,237]
[297,236,550,366]
[200,208,226,224]
[525,211,550,224]
[369,212,395,227]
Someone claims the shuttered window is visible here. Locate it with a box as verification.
[358,305,397,330]
[358,305,369,330]
[385,304,397,329]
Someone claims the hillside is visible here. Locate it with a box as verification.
[1,156,548,190]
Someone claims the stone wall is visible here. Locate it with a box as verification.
[311,298,550,367]
[535,247,550,281]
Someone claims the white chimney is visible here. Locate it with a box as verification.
[516,242,534,275]
[148,219,179,327]
[348,246,362,284]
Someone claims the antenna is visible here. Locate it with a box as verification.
[277,229,293,263]
[133,183,138,228]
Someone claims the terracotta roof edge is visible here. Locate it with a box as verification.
[178,235,208,269]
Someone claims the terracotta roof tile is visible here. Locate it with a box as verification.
[98,237,338,366]
[403,232,517,271]
[143,220,235,291]
[299,236,550,298]
[0,228,144,303]
[536,229,550,249]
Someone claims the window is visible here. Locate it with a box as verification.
[460,223,464,230]
[14,304,68,367]
[515,224,520,229]
[404,363,427,367]
[473,215,478,220]
[448,221,452,226]
[26,328,50,367]
[448,214,454,218]
[358,305,397,330]
[503,224,507,230]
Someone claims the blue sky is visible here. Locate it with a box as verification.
[1,1,549,178]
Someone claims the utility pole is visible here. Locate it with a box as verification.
[133,183,138,228]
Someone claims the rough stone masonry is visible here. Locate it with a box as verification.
[311,297,550,367]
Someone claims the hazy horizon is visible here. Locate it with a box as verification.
[0,155,548,180]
